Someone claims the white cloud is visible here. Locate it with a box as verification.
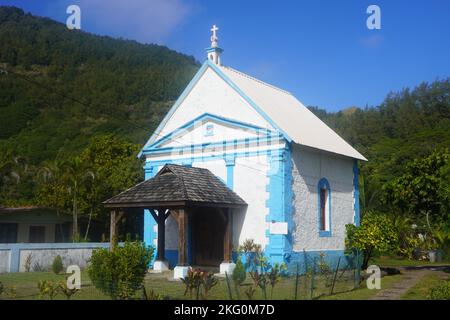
[76,0,192,44]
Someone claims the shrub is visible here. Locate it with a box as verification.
[428,281,450,300]
[232,259,246,299]
[58,281,78,300]
[52,255,64,274]
[0,281,3,296]
[346,212,398,269]
[38,280,59,300]
[87,241,153,300]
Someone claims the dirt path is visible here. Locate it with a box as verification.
[370,268,428,300]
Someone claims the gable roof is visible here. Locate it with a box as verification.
[141,60,367,161]
[103,164,247,208]
[217,65,367,161]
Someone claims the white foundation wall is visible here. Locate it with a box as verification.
[291,145,355,251]
[158,67,274,138]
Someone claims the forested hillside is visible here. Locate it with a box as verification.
[0,6,198,207]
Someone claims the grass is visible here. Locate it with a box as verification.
[401,273,449,300]
[0,270,359,300]
[370,256,450,267]
[1,256,448,300]
[319,274,404,300]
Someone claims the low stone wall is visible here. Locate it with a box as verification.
[0,243,111,273]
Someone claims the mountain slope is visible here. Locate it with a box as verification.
[0,6,199,164]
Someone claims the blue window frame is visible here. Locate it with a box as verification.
[204,123,214,136]
[318,178,331,237]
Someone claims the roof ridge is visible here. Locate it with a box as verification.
[167,165,189,200]
[222,66,292,95]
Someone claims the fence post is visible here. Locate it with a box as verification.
[354,250,361,289]
[310,258,316,300]
[224,271,233,300]
[294,262,300,300]
[329,256,341,295]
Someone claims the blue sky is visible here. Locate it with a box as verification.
[2,0,450,111]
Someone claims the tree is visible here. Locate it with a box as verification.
[382,149,450,229]
[345,213,398,269]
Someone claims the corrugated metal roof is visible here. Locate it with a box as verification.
[218,65,367,161]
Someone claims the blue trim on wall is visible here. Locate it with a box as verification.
[285,250,349,275]
[143,133,282,156]
[225,156,235,190]
[146,112,273,151]
[143,147,286,171]
[353,160,361,227]
[264,147,293,265]
[318,178,332,237]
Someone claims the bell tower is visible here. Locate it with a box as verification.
[206,24,223,65]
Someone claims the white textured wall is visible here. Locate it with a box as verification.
[0,250,10,273]
[19,248,96,272]
[233,155,269,248]
[165,215,178,250]
[291,145,355,251]
[158,67,274,138]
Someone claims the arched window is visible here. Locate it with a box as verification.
[318,178,331,237]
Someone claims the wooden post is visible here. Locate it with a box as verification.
[177,209,188,266]
[156,209,166,261]
[223,208,233,263]
[110,210,117,249]
[110,210,124,250]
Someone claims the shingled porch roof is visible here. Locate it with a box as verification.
[103,164,247,209]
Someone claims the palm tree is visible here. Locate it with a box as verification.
[62,157,95,242]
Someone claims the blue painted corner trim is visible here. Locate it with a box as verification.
[317,177,332,237]
[264,145,293,265]
[353,160,361,227]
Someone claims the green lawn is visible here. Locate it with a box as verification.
[401,273,449,300]
[370,256,450,267]
[0,270,359,300]
[1,257,448,300]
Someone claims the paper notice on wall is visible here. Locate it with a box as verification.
[269,222,288,235]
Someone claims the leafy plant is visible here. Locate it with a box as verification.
[267,263,286,298]
[52,255,64,274]
[181,268,218,300]
[87,241,154,300]
[142,287,163,300]
[58,281,78,300]
[232,259,246,299]
[24,253,32,272]
[201,272,218,300]
[428,280,450,300]
[38,280,59,300]
[346,212,398,269]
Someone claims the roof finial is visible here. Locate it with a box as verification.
[206,24,223,65]
[210,24,219,47]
